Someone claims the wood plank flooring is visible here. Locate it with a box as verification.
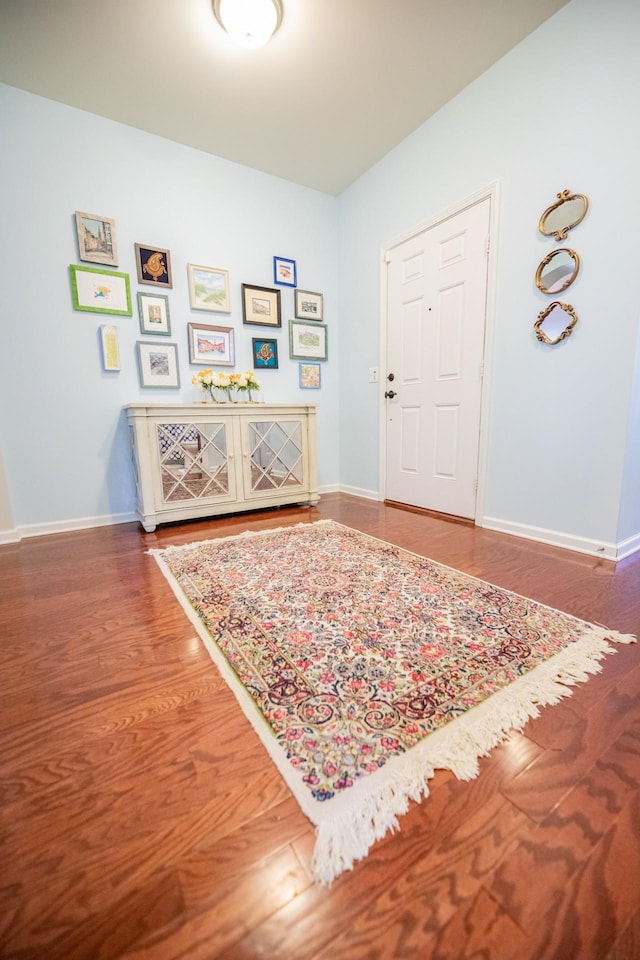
[1,494,639,960]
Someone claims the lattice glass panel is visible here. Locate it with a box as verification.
[128,424,143,510]
[156,422,229,502]
[248,421,303,492]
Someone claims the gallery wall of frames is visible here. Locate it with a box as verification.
[70,210,328,397]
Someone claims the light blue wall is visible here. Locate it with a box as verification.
[618,325,640,547]
[337,0,640,551]
[2,0,639,555]
[0,85,340,531]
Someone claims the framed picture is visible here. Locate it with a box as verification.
[241,283,281,327]
[187,322,235,366]
[299,362,321,389]
[273,256,297,287]
[289,319,328,361]
[136,341,180,388]
[135,243,172,288]
[187,263,231,313]
[294,289,323,321]
[252,337,279,369]
[69,264,132,316]
[99,325,121,371]
[137,292,171,336]
[75,211,118,266]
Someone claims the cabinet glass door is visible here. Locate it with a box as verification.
[246,419,305,495]
[156,421,233,503]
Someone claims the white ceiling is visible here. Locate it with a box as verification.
[0,0,569,195]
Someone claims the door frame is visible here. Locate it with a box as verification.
[378,180,500,525]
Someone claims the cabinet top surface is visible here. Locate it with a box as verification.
[124,401,317,412]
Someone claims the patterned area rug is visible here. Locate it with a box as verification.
[150,520,635,884]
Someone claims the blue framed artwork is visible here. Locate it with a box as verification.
[299,361,321,389]
[273,256,297,287]
[252,337,279,369]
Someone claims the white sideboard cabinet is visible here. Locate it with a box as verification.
[124,402,319,532]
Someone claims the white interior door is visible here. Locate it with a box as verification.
[384,198,490,519]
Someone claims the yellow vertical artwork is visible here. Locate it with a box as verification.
[100,324,121,371]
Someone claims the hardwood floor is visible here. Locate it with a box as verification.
[1,494,639,960]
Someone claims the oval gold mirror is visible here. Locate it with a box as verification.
[534,301,578,345]
[539,190,588,241]
[535,248,580,294]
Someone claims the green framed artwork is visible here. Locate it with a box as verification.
[137,291,171,335]
[136,341,180,388]
[289,319,328,361]
[69,264,132,316]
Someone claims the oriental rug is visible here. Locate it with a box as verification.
[149,520,635,884]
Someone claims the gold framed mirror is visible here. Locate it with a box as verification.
[539,190,589,241]
[534,301,578,345]
[535,247,580,294]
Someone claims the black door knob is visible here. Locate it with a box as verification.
[387,372,395,382]
[384,390,397,399]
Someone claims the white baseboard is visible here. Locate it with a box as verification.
[6,497,639,564]
[0,528,20,544]
[616,532,640,561]
[336,484,381,502]
[318,483,340,495]
[16,511,138,541]
[482,515,628,561]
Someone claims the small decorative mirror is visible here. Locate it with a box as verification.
[535,248,580,294]
[534,301,578,345]
[539,190,589,240]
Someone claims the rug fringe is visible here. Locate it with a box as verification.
[310,627,634,885]
[146,519,335,556]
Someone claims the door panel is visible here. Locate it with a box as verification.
[401,299,423,380]
[400,407,420,473]
[437,284,464,378]
[434,405,459,478]
[385,198,490,518]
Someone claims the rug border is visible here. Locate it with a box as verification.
[150,541,320,813]
[148,519,636,884]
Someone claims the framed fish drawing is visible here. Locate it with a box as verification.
[69,264,132,316]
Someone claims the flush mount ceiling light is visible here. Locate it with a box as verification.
[213,0,283,49]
